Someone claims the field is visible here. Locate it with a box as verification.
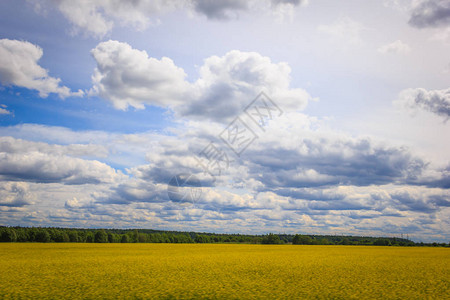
[0,244,448,299]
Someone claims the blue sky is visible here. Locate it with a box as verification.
[0,0,449,242]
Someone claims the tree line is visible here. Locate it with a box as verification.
[0,226,448,247]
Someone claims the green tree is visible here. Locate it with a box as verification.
[108,232,120,243]
[15,228,28,242]
[341,238,351,245]
[86,232,95,243]
[261,233,281,244]
[0,228,17,242]
[35,230,51,243]
[195,235,210,243]
[94,230,108,243]
[121,234,129,243]
[292,234,312,245]
[138,233,148,243]
[68,231,79,243]
[373,238,391,246]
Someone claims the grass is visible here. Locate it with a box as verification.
[0,243,448,299]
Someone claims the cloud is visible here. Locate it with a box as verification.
[0,136,109,158]
[89,41,310,122]
[0,182,32,207]
[247,134,426,189]
[192,0,308,21]
[0,136,123,185]
[89,40,189,110]
[90,112,435,211]
[181,50,309,121]
[271,0,306,5]
[409,0,450,28]
[30,0,184,38]
[395,88,450,121]
[390,188,450,213]
[378,40,411,54]
[192,0,249,20]
[30,0,307,37]
[0,122,447,241]
[0,104,12,115]
[318,17,366,45]
[0,39,83,98]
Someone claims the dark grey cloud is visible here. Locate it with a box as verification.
[390,190,444,213]
[247,138,426,190]
[98,180,167,204]
[274,188,346,201]
[271,0,304,5]
[410,164,450,189]
[192,0,307,20]
[193,0,248,19]
[397,88,450,121]
[415,91,450,119]
[31,0,307,37]
[0,182,31,207]
[409,0,450,28]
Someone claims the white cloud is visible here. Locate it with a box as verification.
[0,104,12,115]
[89,41,310,122]
[0,39,83,98]
[270,0,308,23]
[378,40,411,54]
[0,136,124,185]
[89,40,189,110]
[0,136,109,158]
[0,122,448,241]
[318,17,366,45]
[30,0,184,38]
[30,0,308,37]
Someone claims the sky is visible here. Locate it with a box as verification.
[0,0,449,242]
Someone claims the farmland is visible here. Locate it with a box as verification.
[0,244,448,299]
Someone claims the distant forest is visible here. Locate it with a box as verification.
[0,226,448,247]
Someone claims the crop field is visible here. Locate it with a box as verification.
[0,244,448,299]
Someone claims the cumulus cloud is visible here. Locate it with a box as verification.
[30,0,185,38]
[181,50,309,121]
[30,0,307,37]
[378,40,411,54]
[389,187,450,213]
[409,0,450,28]
[396,87,450,121]
[0,136,123,184]
[0,104,12,115]
[90,112,437,213]
[247,135,426,189]
[0,121,447,241]
[89,41,310,122]
[0,182,32,207]
[192,0,308,21]
[192,0,249,20]
[89,40,189,110]
[0,136,109,158]
[0,39,83,98]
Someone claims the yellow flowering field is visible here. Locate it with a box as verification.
[0,243,448,299]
